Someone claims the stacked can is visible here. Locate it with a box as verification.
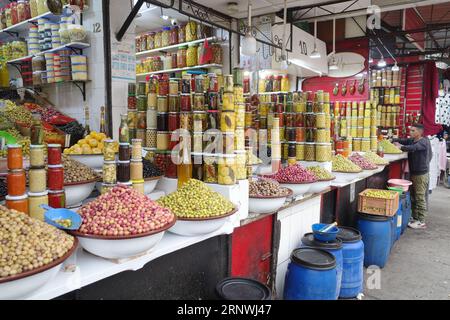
[47,144,65,209]
[131,139,144,194]
[5,145,28,215]
[102,139,117,194]
[27,145,48,220]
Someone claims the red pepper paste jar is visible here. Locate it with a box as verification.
[47,144,62,165]
[48,165,64,190]
[48,190,66,208]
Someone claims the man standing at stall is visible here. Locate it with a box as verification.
[393,124,433,229]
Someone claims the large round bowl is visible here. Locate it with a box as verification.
[70,218,176,259]
[0,238,78,300]
[64,177,99,208]
[169,208,237,237]
[68,154,104,170]
[309,178,335,194]
[249,188,292,214]
[333,171,362,183]
[143,176,161,195]
[279,181,316,197]
[383,153,403,161]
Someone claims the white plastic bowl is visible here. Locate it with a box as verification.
[169,208,237,237]
[248,189,292,214]
[0,239,78,300]
[309,179,334,194]
[333,171,362,183]
[68,154,104,170]
[71,219,176,259]
[279,182,315,197]
[64,178,99,208]
[144,176,161,195]
[383,153,403,161]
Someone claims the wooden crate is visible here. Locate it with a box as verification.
[358,189,399,216]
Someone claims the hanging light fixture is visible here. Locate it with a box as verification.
[328,18,339,70]
[241,0,257,56]
[391,62,400,71]
[160,7,169,20]
[310,8,321,59]
[279,0,289,68]
[378,55,387,67]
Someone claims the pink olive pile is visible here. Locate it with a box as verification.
[77,185,175,237]
[349,154,378,170]
[263,164,317,183]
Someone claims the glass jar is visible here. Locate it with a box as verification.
[235,151,247,180]
[7,144,23,170]
[186,21,197,42]
[178,24,186,43]
[48,190,65,208]
[193,93,205,111]
[202,153,217,183]
[180,112,193,131]
[177,162,192,188]
[103,161,117,184]
[146,32,155,50]
[168,112,180,132]
[101,183,115,195]
[30,145,45,167]
[235,128,245,150]
[30,0,38,17]
[157,113,168,131]
[163,53,172,70]
[315,129,330,143]
[119,114,130,143]
[28,191,48,221]
[161,27,171,47]
[137,96,147,111]
[154,30,162,48]
[207,110,219,130]
[157,96,168,112]
[10,2,18,25]
[186,44,198,67]
[146,129,157,148]
[211,43,223,65]
[315,143,332,162]
[218,154,236,185]
[296,142,305,161]
[29,167,47,193]
[119,143,130,161]
[137,111,147,129]
[315,113,326,128]
[170,26,178,45]
[157,131,169,150]
[103,139,116,161]
[132,180,145,194]
[361,138,371,152]
[305,142,316,161]
[177,46,187,68]
[131,139,143,160]
[304,113,315,127]
[17,0,27,23]
[48,165,64,190]
[158,76,169,95]
[6,195,29,214]
[117,160,130,182]
[220,111,236,132]
[7,170,26,196]
[281,75,290,92]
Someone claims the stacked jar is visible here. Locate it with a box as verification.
[47,144,65,209]
[28,144,48,220]
[117,142,131,187]
[6,145,28,215]
[102,139,117,194]
[283,92,297,166]
[131,139,144,194]
[135,81,147,142]
[232,71,246,181]
[145,78,157,151]
[313,91,332,162]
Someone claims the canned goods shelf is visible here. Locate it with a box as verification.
[136,64,223,77]
[136,37,222,58]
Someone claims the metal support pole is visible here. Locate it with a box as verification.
[115,0,145,42]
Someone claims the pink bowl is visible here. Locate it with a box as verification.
[388,179,412,191]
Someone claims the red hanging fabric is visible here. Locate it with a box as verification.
[421,60,442,136]
[199,39,213,65]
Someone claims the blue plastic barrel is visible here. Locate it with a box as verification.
[337,227,364,299]
[357,213,391,268]
[389,214,396,250]
[301,233,343,299]
[401,193,411,234]
[395,205,402,241]
[284,248,337,300]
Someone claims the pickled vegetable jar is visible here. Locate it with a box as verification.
[186,21,197,42]
[177,46,187,68]
[218,154,237,185]
[130,160,143,181]
[315,113,326,128]
[187,44,198,67]
[28,191,48,221]
[235,151,247,180]
[305,142,316,161]
[296,143,305,161]
[204,153,218,183]
[315,143,332,162]
[220,111,236,132]
[29,168,46,193]
[6,194,29,214]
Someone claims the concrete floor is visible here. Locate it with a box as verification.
[364,186,450,300]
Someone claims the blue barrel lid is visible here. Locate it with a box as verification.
[358,212,391,221]
[302,233,343,249]
[291,248,336,270]
[337,227,362,243]
[216,278,271,300]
